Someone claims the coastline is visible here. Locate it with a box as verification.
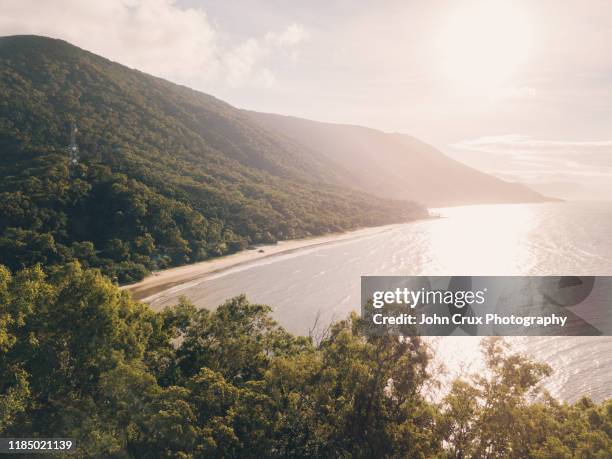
[123,222,409,302]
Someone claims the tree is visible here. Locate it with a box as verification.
[1,262,610,457]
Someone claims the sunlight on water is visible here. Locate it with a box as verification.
[425,203,612,402]
[147,202,612,402]
[425,204,539,275]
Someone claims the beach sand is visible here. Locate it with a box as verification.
[124,223,404,302]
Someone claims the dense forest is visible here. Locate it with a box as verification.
[0,262,610,458]
[0,35,425,283]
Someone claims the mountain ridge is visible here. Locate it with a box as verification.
[246,111,554,207]
[0,34,553,286]
[0,34,423,282]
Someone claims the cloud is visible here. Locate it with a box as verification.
[451,134,612,186]
[265,23,309,47]
[0,0,307,89]
[492,86,537,100]
[452,135,612,155]
[223,23,308,87]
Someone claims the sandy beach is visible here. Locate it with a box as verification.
[124,223,405,302]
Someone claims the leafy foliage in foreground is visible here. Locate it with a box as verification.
[0,263,610,458]
[0,35,425,283]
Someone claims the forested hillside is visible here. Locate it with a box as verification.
[248,112,552,207]
[0,35,424,283]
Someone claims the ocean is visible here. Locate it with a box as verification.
[145,201,612,402]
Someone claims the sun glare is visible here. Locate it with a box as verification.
[437,1,532,92]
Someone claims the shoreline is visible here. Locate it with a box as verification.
[122,202,562,303]
[123,222,411,301]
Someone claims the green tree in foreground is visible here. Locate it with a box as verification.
[439,338,612,458]
[1,263,611,458]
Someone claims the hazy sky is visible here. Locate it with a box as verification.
[2,0,611,198]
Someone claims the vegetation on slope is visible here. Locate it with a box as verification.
[0,263,610,458]
[0,35,424,283]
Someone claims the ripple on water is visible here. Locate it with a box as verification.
[146,202,612,402]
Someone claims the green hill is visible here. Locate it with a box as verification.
[0,35,425,283]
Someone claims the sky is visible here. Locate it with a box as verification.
[1,0,611,199]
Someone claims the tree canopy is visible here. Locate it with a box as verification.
[1,263,610,458]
